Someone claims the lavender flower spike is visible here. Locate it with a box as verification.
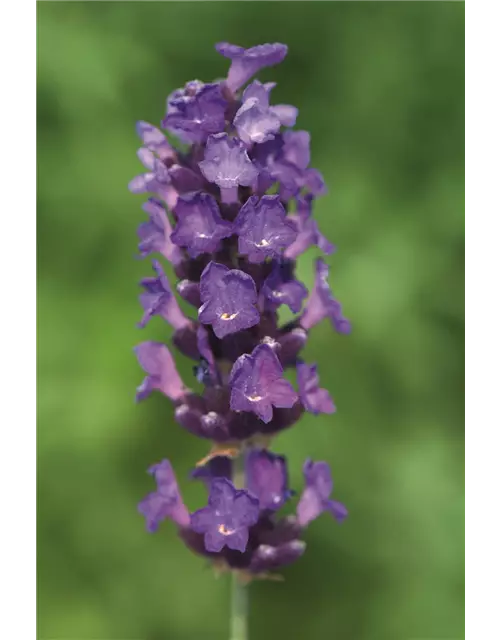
[132,41,350,597]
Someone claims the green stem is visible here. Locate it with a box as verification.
[230,451,248,640]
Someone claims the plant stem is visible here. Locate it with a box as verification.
[230,451,248,640]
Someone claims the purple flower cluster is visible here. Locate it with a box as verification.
[131,43,350,580]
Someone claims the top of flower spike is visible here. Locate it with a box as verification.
[215,42,288,92]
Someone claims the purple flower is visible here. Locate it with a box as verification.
[297,362,336,415]
[234,98,281,146]
[261,261,308,314]
[138,260,190,330]
[301,259,351,333]
[246,449,291,511]
[240,80,298,128]
[279,132,327,199]
[252,132,326,201]
[282,130,310,169]
[171,192,233,258]
[269,104,298,128]
[215,42,288,92]
[136,121,176,162]
[138,459,190,531]
[234,195,297,263]
[163,81,227,144]
[233,82,282,146]
[190,478,260,552]
[137,198,183,265]
[199,133,259,201]
[198,262,260,338]
[129,149,178,210]
[132,41,350,578]
[128,148,165,194]
[285,194,334,259]
[229,343,298,423]
[296,459,347,527]
[135,341,186,402]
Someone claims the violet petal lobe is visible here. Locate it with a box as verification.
[261,261,308,314]
[138,459,190,531]
[129,154,178,210]
[241,80,270,108]
[198,261,230,301]
[234,97,281,146]
[284,194,335,259]
[190,478,260,552]
[171,192,233,258]
[135,341,186,402]
[198,263,259,338]
[138,260,190,330]
[270,104,298,127]
[137,198,183,264]
[234,195,297,263]
[229,343,298,424]
[199,133,259,189]
[246,449,290,511]
[136,121,175,161]
[296,459,348,527]
[297,362,336,415]
[282,130,311,169]
[301,258,351,334]
[215,42,288,92]
[163,82,227,144]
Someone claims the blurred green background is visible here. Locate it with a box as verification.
[37,2,464,639]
